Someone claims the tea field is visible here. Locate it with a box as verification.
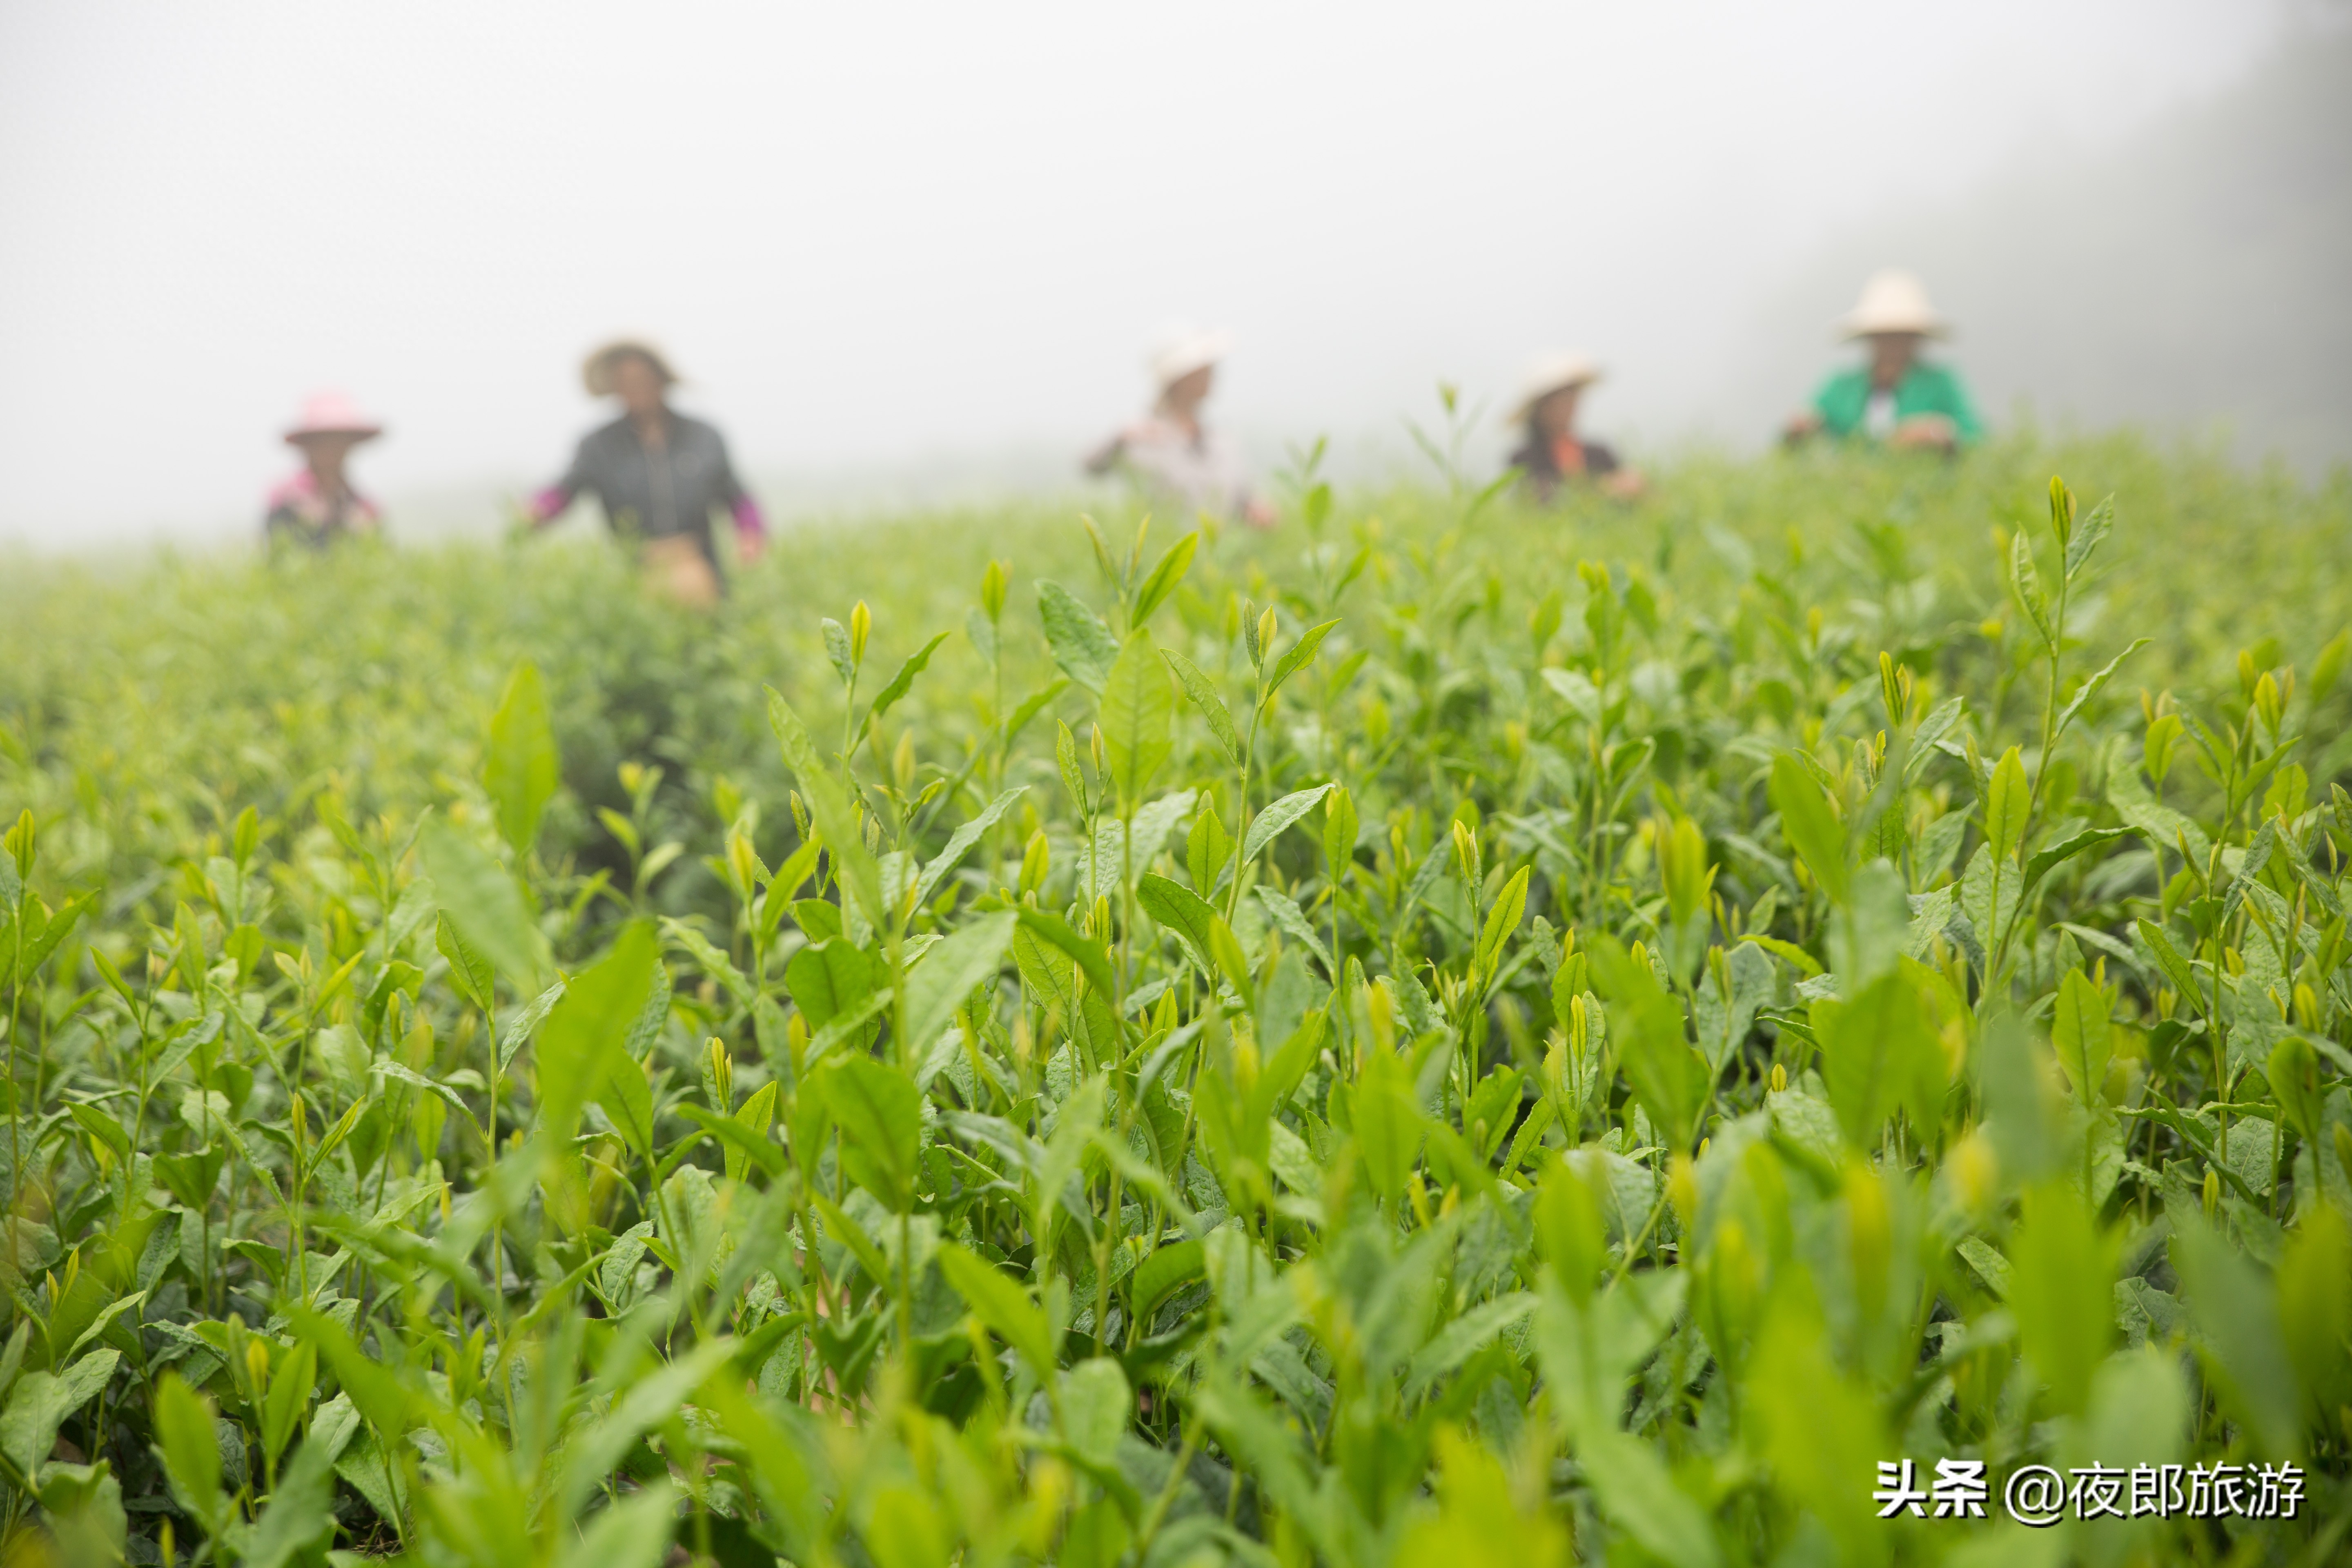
[1,432,2349,1566]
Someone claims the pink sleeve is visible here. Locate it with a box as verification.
[526,485,572,525]
[731,493,768,543]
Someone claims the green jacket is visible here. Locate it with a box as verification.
[1811,361,1982,443]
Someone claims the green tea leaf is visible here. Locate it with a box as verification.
[2063,492,2115,580]
[1038,579,1118,694]
[435,909,496,1011]
[2050,967,2112,1105]
[937,1243,1057,1381]
[2010,1183,2118,1416]
[1475,865,1530,978]
[1161,648,1242,764]
[1130,1239,1205,1320]
[784,938,884,1031]
[419,818,545,987]
[911,785,1027,909]
[2051,638,2151,746]
[1985,744,2030,864]
[1098,632,1174,811]
[532,921,658,1146]
[767,685,885,931]
[2024,824,2135,893]
[1243,784,1334,866]
[1768,753,1847,904]
[483,661,560,857]
[902,909,1015,1058]
[1130,531,1198,627]
[864,630,951,728]
[1059,1357,1131,1452]
[1,1349,120,1484]
[820,1056,922,1211]
[1814,969,1942,1147]
[1137,872,1220,976]
[2010,530,2054,648]
[149,1372,222,1526]
[1264,618,1341,700]
[1353,1050,1424,1203]
[1013,904,1118,1007]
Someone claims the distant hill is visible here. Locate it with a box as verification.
[1722,27,2352,473]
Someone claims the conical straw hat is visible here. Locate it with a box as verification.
[1503,351,1602,427]
[583,339,681,396]
[1147,325,1234,390]
[283,390,383,443]
[1838,270,1948,339]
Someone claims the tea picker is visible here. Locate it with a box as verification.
[264,390,387,549]
[1783,269,1983,452]
[1503,351,1647,502]
[1084,324,1277,528]
[521,339,768,608]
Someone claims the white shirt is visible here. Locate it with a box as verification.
[1863,388,1898,440]
[1100,416,1258,519]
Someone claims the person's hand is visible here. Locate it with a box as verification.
[1781,410,1824,446]
[737,528,767,564]
[1889,413,1958,453]
[500,499,543,541]
[1081,430,1131,476]
[1599,468,1648,502]
[1242,497,1278,530]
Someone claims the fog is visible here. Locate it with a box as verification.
[0,0,2340,548]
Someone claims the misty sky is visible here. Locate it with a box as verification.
[0,0,2315,546]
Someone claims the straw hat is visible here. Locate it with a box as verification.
[582,339,680,396]
[1148,325,1233,390]
[283,390,383,445]
[1839,270,1949,339]
[1505,351,1602,427]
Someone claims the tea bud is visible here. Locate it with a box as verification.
[707,1037,734,1111]
[980,559,1008,623]
[1951,1129,1998,1214]
[1019,828,1051,898]
[2254,671,2283,734]
[1667,1153,1699,1232]
[1452,818,1480,888]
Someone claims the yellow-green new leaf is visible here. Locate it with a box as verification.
[483,661,559,858]
[766,686,884,931]
[1098,631,1174,810]
[419,819,546,988]
[1768,754,1847,905]
[2050,967,2112,1105]
[1986,745,2030,864]
[937,1243,1058,1382]
[2010,530,2054,648]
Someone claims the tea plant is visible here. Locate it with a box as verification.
[0,436,2348,1566]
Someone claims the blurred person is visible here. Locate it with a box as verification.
[1085,327,1275,527]
[265,392,385,549]
[1504,352,1645,502]
[1783,270,1981,453]
[523,339,767,608]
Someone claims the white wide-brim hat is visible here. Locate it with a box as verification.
[1505,351,1602,427]
[1149,325,1233,390]
[1839,269,1949,339]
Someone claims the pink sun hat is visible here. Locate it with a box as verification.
[283,390,385,445]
